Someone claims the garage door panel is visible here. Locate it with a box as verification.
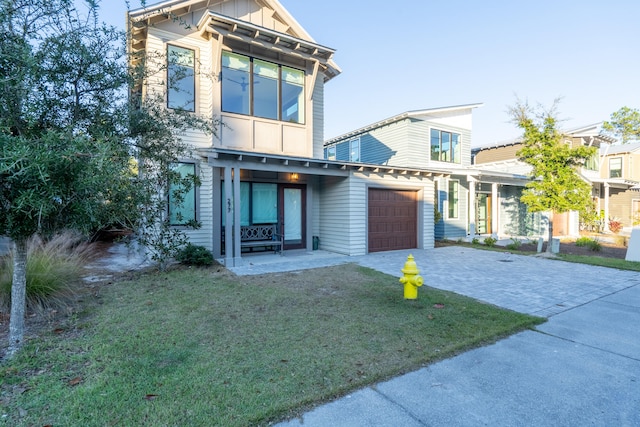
[368,188,418,253]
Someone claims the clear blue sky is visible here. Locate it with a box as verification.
[92,0,640,146]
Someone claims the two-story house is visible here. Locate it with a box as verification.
[324,104,536,241]
[129,0,447,266]
[595,142,640,228]
[472,123,615,237]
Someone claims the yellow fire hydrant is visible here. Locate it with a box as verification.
[399,254,424,299]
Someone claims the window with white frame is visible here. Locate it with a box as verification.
[167,45,195,111]
[448,180,459,219]
[609,157,622,178]
[326,146,336,160]
[431,129,461,163]
[221,51,305,124]
[349,137,360,162]
[169,163,197,225]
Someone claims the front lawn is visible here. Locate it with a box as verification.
[1,263,543,426]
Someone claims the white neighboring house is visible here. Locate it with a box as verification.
[129,0,449,266]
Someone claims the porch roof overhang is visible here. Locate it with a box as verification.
[591,177,640,190]
[197,11,341,81]
[200,148,451,178]
[463,169,530,186]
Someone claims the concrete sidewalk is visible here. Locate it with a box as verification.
[267,247,640,426]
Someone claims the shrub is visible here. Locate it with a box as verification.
[0,232,95,311]
[608,219,622,233]
[587,239,602,252]
[483,237,497,247]
[175,243,214,266]
[471,238,480,245]
[505,238,522,250]
[575,236,592,247]
[575,237,601,251]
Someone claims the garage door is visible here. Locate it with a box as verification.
[368,188,418,253]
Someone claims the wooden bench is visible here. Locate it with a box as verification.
[222,224,283,254]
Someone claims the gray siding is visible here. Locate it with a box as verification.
[312,75,325,159]
[318,176,354,255]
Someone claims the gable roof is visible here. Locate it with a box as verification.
[128,0,340,80]
[325,103,483,145]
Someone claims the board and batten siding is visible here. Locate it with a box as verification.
[145,27,213,149]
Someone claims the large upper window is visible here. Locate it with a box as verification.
[167,45,195,111]
[169,163,197,225]
[609,157,622,178]
[431,129,461,163]
[222,51,305,124]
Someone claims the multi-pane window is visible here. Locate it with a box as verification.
[431,129,461,163]
[448,180,459,219]
[169,163,197,225]
[167,45,195,111]
[326,146,336,160]
[609,157,622,178]
[222,182,277,226]
[584,152,599,171]
[221,51,305,124]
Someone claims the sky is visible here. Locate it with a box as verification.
[91,0,640,147]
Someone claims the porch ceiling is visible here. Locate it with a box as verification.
[200,148,451,178]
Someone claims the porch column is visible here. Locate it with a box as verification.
[232,166,242,265]
[604,183,610,232]
[468,176,477,236]
[212,166,222,259]
[491,183,499,237]
[223,167,233,266]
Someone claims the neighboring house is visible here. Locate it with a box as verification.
[595,142,640,228]
[129,0,447,266]
[472,123,615,237]
[324,104,535,240]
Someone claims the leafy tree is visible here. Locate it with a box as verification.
[509,99,596,253]
[1,0,214,358]
[603,107,640,144]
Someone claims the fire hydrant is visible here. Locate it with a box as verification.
[399,254,423,299]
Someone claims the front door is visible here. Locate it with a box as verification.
[476,193,492,235]
[279,185,306,250]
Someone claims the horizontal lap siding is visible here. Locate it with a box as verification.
[319,176,355,255]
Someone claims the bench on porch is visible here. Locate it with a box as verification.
[241,224,283,253]
[222,224,283,254]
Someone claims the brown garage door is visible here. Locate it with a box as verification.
[368,188,418,253]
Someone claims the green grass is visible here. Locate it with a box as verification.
[555,254,640,271]
[1,264,543,426]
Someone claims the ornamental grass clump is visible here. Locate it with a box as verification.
[0,232,95,312]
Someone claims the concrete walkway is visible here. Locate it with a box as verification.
[228,247,640,426]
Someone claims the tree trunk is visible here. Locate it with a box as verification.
[7,239,28,359]
[546,214,554,254]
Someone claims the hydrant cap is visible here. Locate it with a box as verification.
[401,254,420,275]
